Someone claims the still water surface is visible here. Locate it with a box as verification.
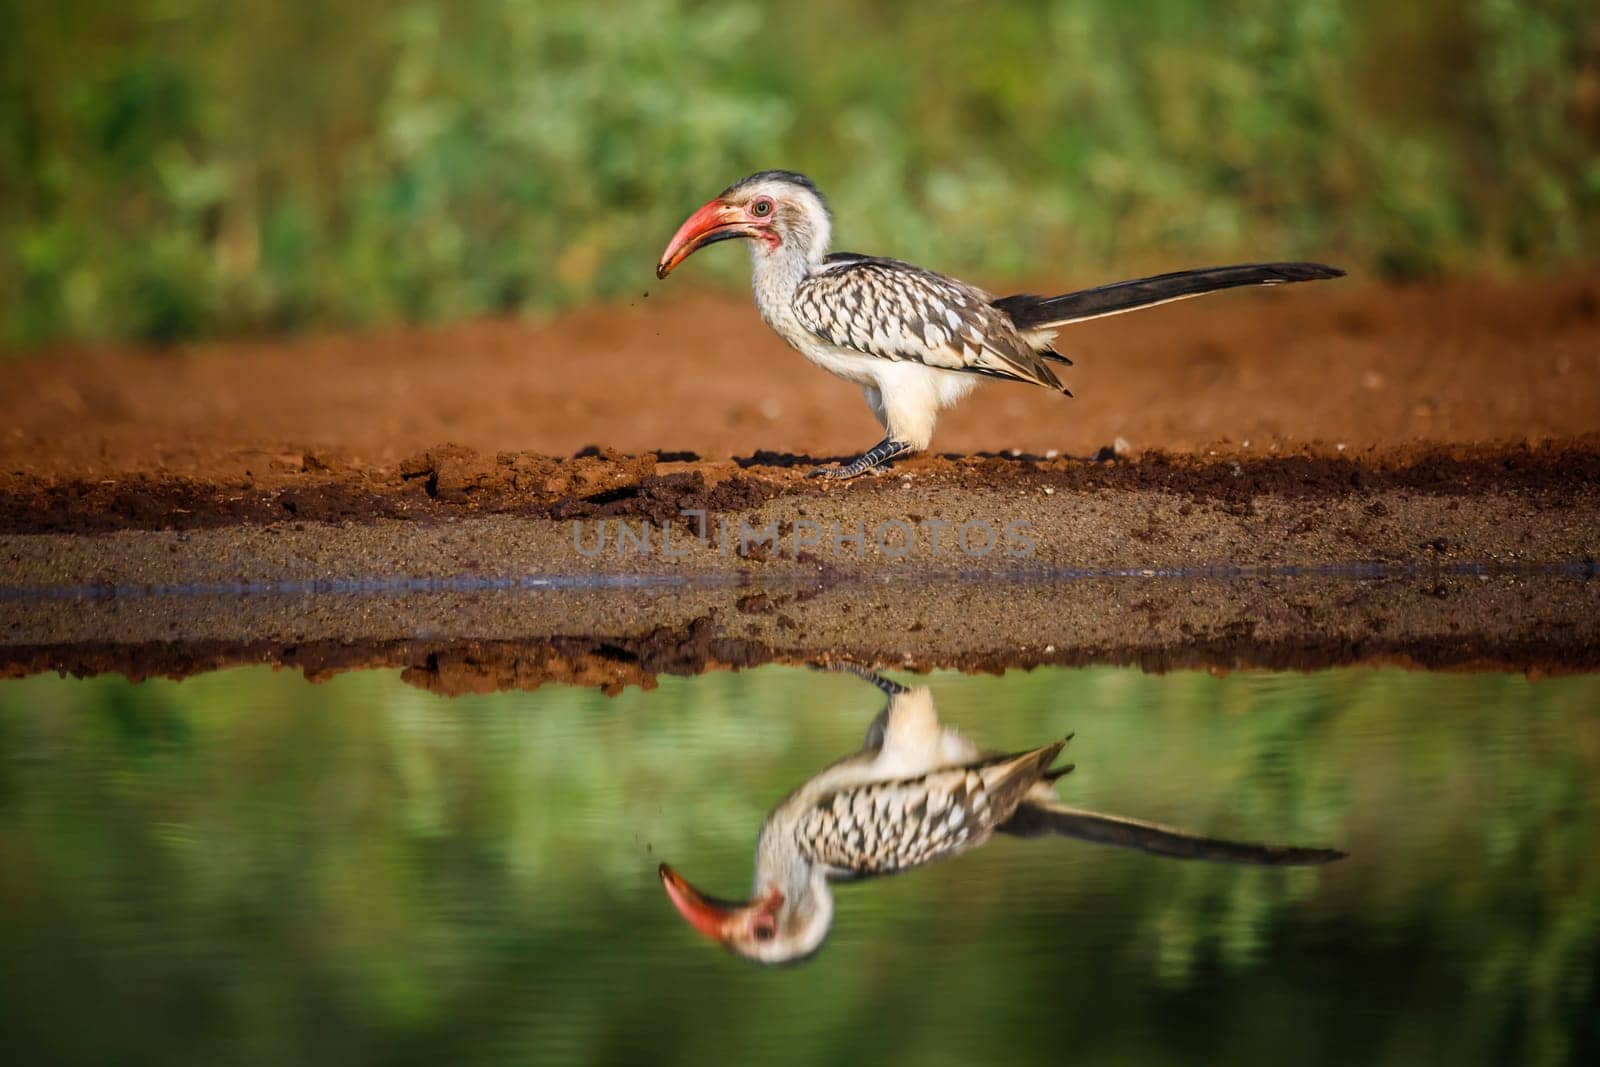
[1,664,1596,1065]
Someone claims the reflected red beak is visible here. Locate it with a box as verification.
[658,862,742,942]
[656,199,754,279]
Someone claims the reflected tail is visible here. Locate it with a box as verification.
[1000,801,1346,866]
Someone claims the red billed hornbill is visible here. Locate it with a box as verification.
[657,171,1343,478]
[659,666,1344,965]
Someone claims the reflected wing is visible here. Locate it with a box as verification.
[797,742,1067,878]
[1000,802,1346,865]
[794,257,1068,391]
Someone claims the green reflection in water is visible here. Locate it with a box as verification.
[0,666,1596,1066]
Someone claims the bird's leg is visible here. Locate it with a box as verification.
[811,661,910,695]
[807,437,913,479]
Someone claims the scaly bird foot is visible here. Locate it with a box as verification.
[810,661,911,695]
[805,438,913,480]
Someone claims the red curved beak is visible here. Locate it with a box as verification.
[656,199,753,279]
[658,863,741,941]
[658,863,784,944]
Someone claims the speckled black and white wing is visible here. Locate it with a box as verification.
[793,257,1069,392]
[795,742,1067,878]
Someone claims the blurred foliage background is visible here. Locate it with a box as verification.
[0,663,1596,1066]
[2,0,1599,348]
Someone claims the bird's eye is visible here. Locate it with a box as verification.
[753,921,775,941]
[751,198,773,217]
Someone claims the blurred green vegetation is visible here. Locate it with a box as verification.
[1,0,1597,348]
[0,664,1596,1066]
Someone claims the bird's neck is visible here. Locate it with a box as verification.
[748,223,828,327]
[754,848,835,955]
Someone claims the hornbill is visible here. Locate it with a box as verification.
[656,171,1343,478]
[658,666,1345,965]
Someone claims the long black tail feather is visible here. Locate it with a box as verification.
[994,261,1344,330]
[999,801,1346,866]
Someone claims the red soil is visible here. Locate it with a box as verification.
[4,276,1597,488]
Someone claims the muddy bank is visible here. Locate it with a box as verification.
[3,439,1599,536]
[6,439,1595,690]
[4,277,1596,690]
[4,571,1596,693]
[3,457,1598,592]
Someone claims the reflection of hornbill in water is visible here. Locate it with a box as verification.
[660,667,1345,964]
